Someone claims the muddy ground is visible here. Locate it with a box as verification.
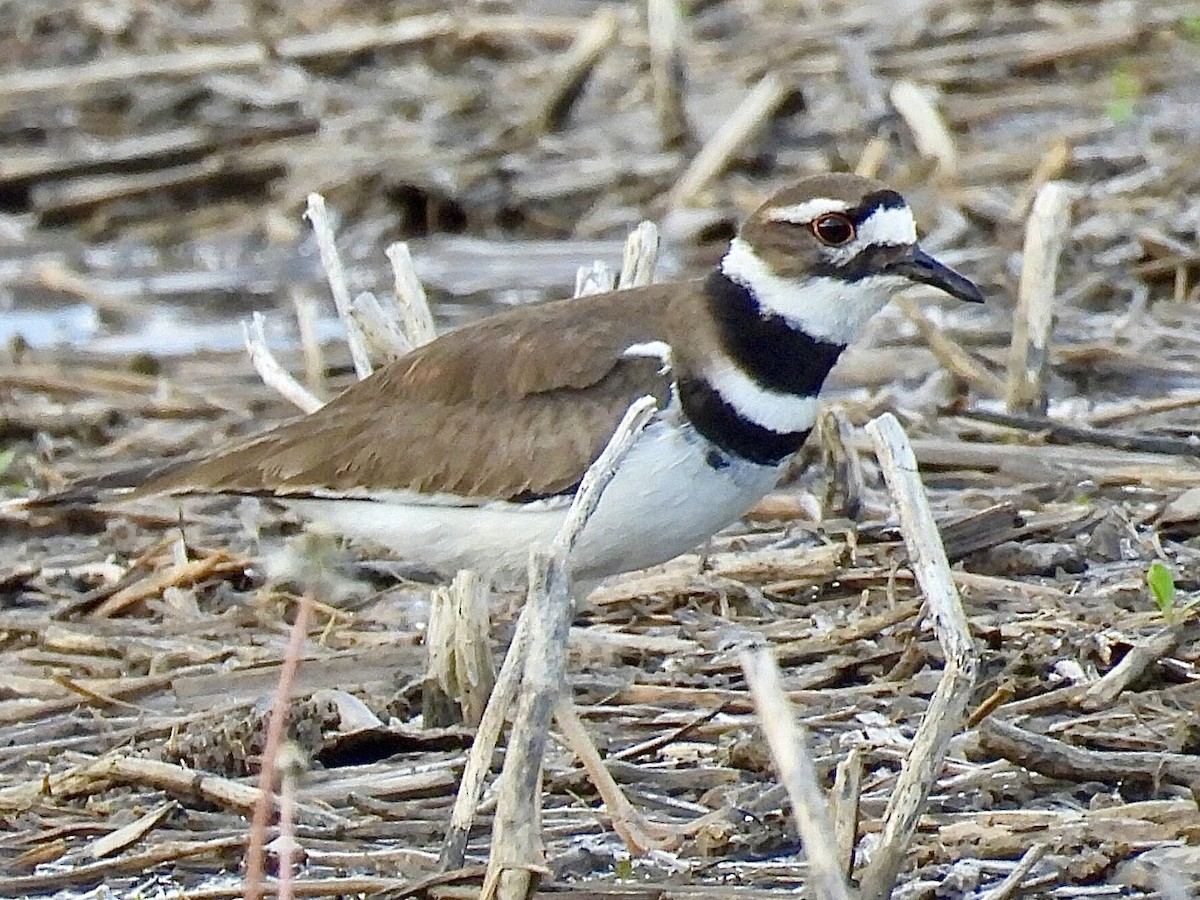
[2,1,1200,897]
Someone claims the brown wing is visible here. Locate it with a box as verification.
[137,283,687,502]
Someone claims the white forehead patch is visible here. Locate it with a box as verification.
[765,197,850,224]
[859,204,917,246]
[721,238,901,344]
[705,362,819,435]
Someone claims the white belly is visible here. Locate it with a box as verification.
[287,417,784,588]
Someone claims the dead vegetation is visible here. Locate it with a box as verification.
[2,0,1200,897]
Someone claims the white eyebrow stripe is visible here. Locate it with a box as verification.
[765,198,851,224]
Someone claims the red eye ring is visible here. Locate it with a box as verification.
[811,213,856,246]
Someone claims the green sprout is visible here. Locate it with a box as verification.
[1106,66,1142,124]
[1147,561,1196,623]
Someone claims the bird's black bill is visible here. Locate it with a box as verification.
[888,247,984,303]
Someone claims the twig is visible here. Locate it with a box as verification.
[575,261,615,297]
[978,718,1200,784]
[482,396,658,899]
[438,612,533,871]
[957,407,1200,458]
[1076,623,1187,712]
[290,291,326,394]
[305,193,373,380]
[859,413,977,900]
[351,291,412,362]
[831,747,863,879]
[617,221,660,289]
[1006,181,1072,414]
[979,842,1049,900]
[0,45,267,103]
[244,594,314,900]
[423,570,496,727]
[741,646,856,900]
[526,9,619,134]
[242,313,324,414]
[552,696,712,854]
[896,297,1005,399]
[647,0,690,147]
[890,80,957,178]
[441,397,659,874]
[667,73,791,207]
[820,406,866,520]
[386,242,439,348]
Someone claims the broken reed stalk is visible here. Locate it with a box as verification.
[889,80,957,179]
[423,569,496,728]
[646,0,690,148]
[386,241,438,348]
[290,291,326,394]
[618,221,660,289]
[1006,181,1072,414]
[305,194,373,379]
[242,312,323,414]
[859,413,977,900]
[741,647,856,900]
[830,746,864,878]
[527,8,619,134]
[350,291,411,362]
[481,396,659,899]
[667,72,790,207]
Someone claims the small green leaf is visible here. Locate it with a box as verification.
[1182,15,1200,39]
[0,448,15,478]
[1147,561,1177,613]
[614,858,635,879]
[1107,66,1142,124]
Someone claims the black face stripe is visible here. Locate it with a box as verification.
[809,240,910,282]
[705,272,845,395]
[850,189,906,224]
[678,377,811,466]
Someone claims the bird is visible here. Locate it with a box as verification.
[32,173,983,589]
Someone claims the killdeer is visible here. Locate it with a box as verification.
[43,174,982,587]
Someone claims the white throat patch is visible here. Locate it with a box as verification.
[720,238,900,345]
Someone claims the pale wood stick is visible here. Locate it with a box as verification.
[423,570,496,728]
[618,221,660,289]
[831,746,864,878]
[351,291,412,362]
[0,45,267,103]
[290,291,326,394]
[442,397,659,873]
[526,8,619,134]
[242,313,323,414]
[483,396,658,899]
[274,13,456,61]
[741,646,855,900]
[890,80,957,178]
[575,261,615,297]
[667,73,791,207]
[385,242,438,348]
[979,842,1048,900]
[896,297,1005,398]
[859,413,977,900]
[305,193,373,379]
[1006,181,1073,414]
[647,0,690,147]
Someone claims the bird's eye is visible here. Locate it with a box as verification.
[811,213,856,246]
